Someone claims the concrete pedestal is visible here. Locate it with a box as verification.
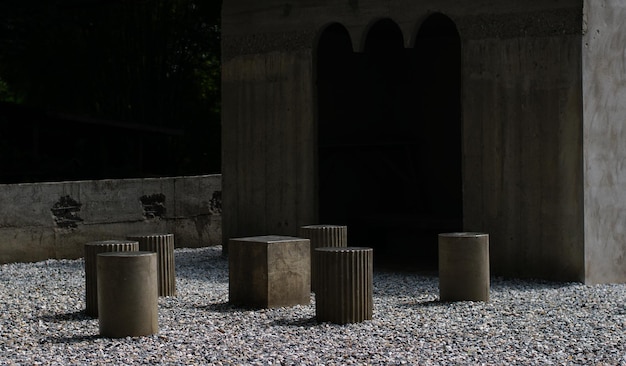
[438,232,490,302]
[315,247,373,324]
[127,233,176,297]
[229,235,310,308]
[97,251,158,338]
[84,240,139,317]
[298,225,347,292]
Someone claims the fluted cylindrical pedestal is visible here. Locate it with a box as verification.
[438,232,490,302]
[315,247,373,324]
[97,251,158,338]
[299,225,347,292]
[127,233,176,297]
[84,240,139,317]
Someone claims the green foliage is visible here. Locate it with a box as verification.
[0,78,21,104]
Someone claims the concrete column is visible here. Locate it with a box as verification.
[97,251,158,338]
[84,240,139,317]
[127,233,176,297]
[438,232,490,302]
[315,247,373,324]
[298,225,347,292]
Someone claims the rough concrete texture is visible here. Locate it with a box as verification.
[221,50,315,255]
[228,235,311,308]
[0,175,221,264]
[221,0,601,282]
[462,31,584,281]
[582,0,626,284]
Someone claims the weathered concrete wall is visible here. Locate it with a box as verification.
[463,32,584,281]
[0,175,221,263]
[582,0,626,284]
[221,51,316,253]
[222,0,581,51]
[221,0,598,281]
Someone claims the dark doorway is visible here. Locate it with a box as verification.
[317,15,462,271]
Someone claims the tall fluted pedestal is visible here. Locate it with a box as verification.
[298,225,347,292]
[97,251,159,338]
[438,232,490,302]
[84,240,139,317]
[127,233,176,297]
[315,247,373,324]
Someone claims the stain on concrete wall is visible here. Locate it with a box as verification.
[209,191,222,214]
[140,193,166,219]
[50,195,83,229]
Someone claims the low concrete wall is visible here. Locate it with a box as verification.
[0,175,222,264]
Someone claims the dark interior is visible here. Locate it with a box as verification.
[317,14,462,271]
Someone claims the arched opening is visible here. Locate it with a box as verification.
[317,15,462,271]
[316,23,359,229]
[413,13,463,223]
[316,23,354,150]
[407,13,463,269]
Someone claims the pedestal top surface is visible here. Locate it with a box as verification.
[300,225,346,229]
[127,233,173,238]
[85,240,139,246]
[315,247,372,253]
[231,235,307,243]
[438,232,488,238]
[98,251,156,258]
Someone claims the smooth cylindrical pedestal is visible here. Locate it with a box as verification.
[315,247,373,324]
[127,233,176,297]
[299,225,348,292]
[438,232,490,302]
[97,251,158,338]
[84,240,139,317]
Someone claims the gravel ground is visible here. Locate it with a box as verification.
[1,246,625,365]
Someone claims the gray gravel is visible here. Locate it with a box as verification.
[1,246,626,365]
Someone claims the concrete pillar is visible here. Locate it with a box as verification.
[438,232,490,302]
[315,247,373,324]
[298,225,347,292]
[97,251,159,338]
[84,240,139,317]
[127,233,176,297]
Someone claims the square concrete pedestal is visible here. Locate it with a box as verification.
[229,235,310,308]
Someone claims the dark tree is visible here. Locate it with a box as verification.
[0,0,221,182]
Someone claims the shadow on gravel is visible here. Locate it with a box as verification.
[271,316,318,328]
[38,310,90,322]
[40,334,99,344]
[195,301,240,313]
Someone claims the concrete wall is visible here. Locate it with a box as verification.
[582,0,626,284]
[221,52,316,252]
[0,175,221,263]
[462,13,584,281]
[221,1,610,282]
